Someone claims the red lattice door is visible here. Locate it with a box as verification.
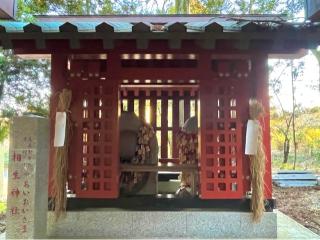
[68,58,119,198]
[199,59,251,199]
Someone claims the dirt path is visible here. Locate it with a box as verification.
[273,185,320,235]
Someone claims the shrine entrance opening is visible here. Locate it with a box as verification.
[119,81,199,196]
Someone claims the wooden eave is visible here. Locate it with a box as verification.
[0,16,319,56]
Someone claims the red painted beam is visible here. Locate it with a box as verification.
[11,39,242,55]
[120,68,199,80]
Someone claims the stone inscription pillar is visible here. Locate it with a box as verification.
[6,116,49,239]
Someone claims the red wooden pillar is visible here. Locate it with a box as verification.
[127,91,134,112]
[184,91,190,121]
[49,54,68,197]
[198,52,213,199]
[139,90,146,121]
[161,91,168,158]
[150,90,157,131]
[104,51,121,198]
[251,54,273,199]
[172,91,180,158]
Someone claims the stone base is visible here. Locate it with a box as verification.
[47,210,277,239]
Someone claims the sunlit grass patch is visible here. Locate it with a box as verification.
[0,202,6,214]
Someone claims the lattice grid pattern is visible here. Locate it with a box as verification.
[68,59,119,198]
[64,54,251,199]
[200,59,250,199]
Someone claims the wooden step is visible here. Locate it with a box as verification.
[272,170,318,187]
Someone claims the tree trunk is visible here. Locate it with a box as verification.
[291,60,297,170]
[85,0,90,14]
[283,137,290,164]
[248,0,254,13]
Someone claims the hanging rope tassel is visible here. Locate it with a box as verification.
[247,99,266,222]
[52,88,72,220]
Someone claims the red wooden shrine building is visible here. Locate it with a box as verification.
[0,14,317,206]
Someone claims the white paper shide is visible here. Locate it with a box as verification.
[245,119,259,155]
[54,112,66,147]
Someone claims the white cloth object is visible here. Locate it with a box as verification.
[245,119,259,155]
[54,112,66,147]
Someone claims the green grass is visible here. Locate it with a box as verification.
[0,202,6,214]
[272,151,320,173]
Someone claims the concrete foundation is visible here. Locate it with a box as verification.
[47,210,277,239]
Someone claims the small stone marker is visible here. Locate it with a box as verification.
[7,116,49,239]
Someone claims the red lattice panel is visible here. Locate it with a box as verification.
[199,59,251,199]
[69,59,119,198]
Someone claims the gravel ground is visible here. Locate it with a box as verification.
[273,185,320,235]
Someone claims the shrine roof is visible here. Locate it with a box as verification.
[34,14,288,23]
[0,14,316,33]
[0,14,319,53]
